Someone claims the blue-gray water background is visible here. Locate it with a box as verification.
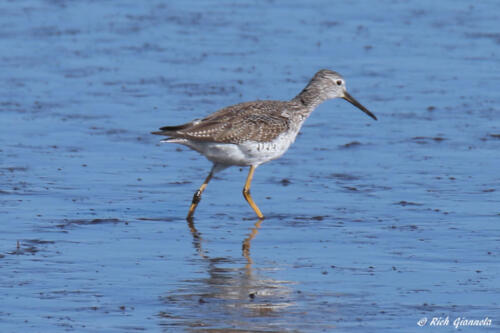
[1,0,499,332]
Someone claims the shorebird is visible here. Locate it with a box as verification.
[152,69,376,219]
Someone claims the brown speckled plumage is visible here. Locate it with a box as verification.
[151,69,374,144]
[155,100,294,143]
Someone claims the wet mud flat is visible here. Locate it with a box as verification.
[1,0,499,332]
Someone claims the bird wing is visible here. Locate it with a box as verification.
[153,101,292,144]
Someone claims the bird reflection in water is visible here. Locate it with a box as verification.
[242,219,263,267]
[186,216,207,259]
[158,218,295,330]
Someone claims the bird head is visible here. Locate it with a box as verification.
[311,69,377,121]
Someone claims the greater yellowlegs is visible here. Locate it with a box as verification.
[152,69,376,219]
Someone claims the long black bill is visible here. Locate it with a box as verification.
[343,91,377,121]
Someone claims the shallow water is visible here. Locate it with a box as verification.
[1,0,499,332]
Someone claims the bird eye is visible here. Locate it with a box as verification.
[336,80,343,86]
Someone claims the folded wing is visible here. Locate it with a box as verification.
[152,101,291,144]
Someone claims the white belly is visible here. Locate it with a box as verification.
[179,132,297,166]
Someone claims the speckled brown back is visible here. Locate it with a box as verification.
[155,100,299,143]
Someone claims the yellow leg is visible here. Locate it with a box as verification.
[242,165,264,219]
[186,166,215,220]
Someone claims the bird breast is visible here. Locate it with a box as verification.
[186,129,299,167]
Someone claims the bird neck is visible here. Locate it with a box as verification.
[292,82,328,112]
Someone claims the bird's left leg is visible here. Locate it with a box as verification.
[242,165,264,219]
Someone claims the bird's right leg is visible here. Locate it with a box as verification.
[187,165,216,220]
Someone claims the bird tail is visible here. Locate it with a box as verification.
[151,125,186,136]
[159,137,188,144]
